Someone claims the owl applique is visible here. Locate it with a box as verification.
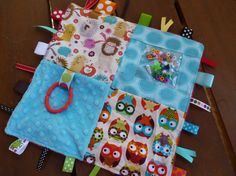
[108,118,130,142]
[126,140,148,165]
[120,165,141,176]
[100,142,122,167]
[133,114,155,139]
[98,102,112,124]
[152,133,173,158]
[145,159,167,176]
[116,93,137,116]
[88,127,104,150]
[158,108,179,131]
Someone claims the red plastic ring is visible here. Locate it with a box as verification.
[45,82,73,114]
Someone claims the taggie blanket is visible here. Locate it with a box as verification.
[5,59,109,160]
[112,24,204,112]
[83,88,185,176]
[44,3,135,84]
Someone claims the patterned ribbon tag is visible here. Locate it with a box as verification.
[9,139,29,155]
[190,97,211,112]
[0,104,14,113]
[183,121,199,135]
[62,156,76,173]
[59,70,75,89]
[36,147,50,171]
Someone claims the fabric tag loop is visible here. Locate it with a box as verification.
[138,13,152,26]
[196,72,214,88]
[183,121,199,135]
[176,146,196,163]
[34,42,49,56]
[9,138,29,155]
[62,156,76,173]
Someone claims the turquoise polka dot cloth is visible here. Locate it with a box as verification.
[112,24,204,112]
[5,59,109,160]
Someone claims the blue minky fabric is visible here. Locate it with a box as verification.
[112,25,204,112]
[5,59,109,160]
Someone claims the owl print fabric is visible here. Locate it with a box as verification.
[44,3,135,84]
[84,89,185,176]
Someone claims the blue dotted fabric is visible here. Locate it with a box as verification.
[5,59,109,160]
[183,121,199,135]
[112,25,204,112]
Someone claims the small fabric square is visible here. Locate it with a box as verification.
[95,0,117,15]
[112,25,204,112]
[5,59,109,160]
[44,3,135,84]
[84,89,185,175]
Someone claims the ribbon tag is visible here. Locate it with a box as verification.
[172,166,187,176]
[89,165,101,176]
[9,139,29,155]
[34,42,49,56]
[176,146,196,163]
[196,72,214,88]
[0,104,14,113]
[59,70,75,90]
[62,156,76,173]
[190,97,211,112]
[183,121,199,135]
[161,17,174,32]
[94,0,117,15]
[36,147,50,171]
[138,13,152,26]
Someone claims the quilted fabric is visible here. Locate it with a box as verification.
[44,3,135,84]
[83,89,185,176]
[5,59,109,160]
[112,24,204,112]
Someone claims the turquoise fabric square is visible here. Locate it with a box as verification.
[5,59,109,160]
[112,25,204,112]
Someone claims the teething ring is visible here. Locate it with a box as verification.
[45,82,73,113]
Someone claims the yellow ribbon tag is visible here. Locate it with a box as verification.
[161,17,174,32]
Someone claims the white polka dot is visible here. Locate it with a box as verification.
[106,6,113,12]
[59,10,63,14]
[53,11,57,15]
[105,0,112,4]
[97,3,104,9]
[56,15,60,19]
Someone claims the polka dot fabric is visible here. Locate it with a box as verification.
[112,25,204,112]
[5,59,109,160]
[44,3,135,85]
[95,0,117,15]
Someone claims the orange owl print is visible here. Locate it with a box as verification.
[126,140,148,165]
[100,142,122,167]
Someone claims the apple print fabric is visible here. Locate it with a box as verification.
[44,3,135,84]
[84,88,185,176]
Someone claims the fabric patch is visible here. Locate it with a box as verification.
[5,59,109,160]
[44,3,135,84]
[112,24,204,112]
[84,89,185,176]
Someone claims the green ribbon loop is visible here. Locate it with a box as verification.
[89,165,101,176]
